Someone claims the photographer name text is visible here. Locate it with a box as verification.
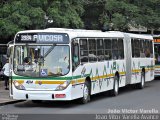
[107,108,159,114]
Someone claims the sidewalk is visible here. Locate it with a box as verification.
[0,80,21,105]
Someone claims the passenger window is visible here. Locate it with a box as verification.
[97,39,104,61]
[118,39,124,59]
[80,39,88,62]
[145,40,151,58]
[104,39,112,60]
[149,41,153,57]
[132,39,140,58]
[131,39,134,57]
[135,39,140,57]
[88,39,97,62]
[112,39,119,60]
[140,39,145,58]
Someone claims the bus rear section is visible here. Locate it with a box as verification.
[126,33,154,87]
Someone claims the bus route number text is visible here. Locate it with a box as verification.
[21,35,33,41]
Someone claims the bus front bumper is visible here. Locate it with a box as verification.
[12,85,72,101]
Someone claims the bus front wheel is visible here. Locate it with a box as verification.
[80,81,90,104]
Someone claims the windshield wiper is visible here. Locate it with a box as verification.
[44,44,56,58]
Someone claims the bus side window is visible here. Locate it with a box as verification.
[149,41,153,58]
[104,39,112,60]
[88,39,97,62]
[118,38,124,59]
[97,39,104,61]
[140,39,145,58]
[72,41,80,71]
[112,39,118,60]
[80,39,88,63]
[132,39,140,58]
[145,40,151,58]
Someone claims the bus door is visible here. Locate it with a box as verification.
[71,39,80,72]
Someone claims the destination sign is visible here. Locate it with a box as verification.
[15,33,69,44]
[153,39,160,43]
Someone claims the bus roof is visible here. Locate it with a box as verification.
[16,28,125,39]
[153,35,160,38]
[126,33,153,40]
[16,28,153,40]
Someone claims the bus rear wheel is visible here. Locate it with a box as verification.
[80,81,90,104]
[137,71,145,89]
[110,75,119,96]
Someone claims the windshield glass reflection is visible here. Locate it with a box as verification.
[13,45,70,77]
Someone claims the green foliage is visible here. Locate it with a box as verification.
[0,0,159,42]
[134,0,160,32]
[0,19,21,38]
[83,0,159,33]
[0,0,84,42]
[102,0,140,31]
[26,7,45,29]
[112,13,127,30]
[47,0,84,28]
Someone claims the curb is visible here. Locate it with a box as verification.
[0,100,24,106]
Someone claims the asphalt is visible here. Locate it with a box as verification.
[1,78,160,115]
[0,80,22,106]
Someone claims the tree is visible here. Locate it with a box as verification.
[83,0,160,34]
[47,0,84,28]
[0,0,159,43]
[0,0,85,43]
[133,0,160,34]
[98,0,140,31]
[82,0,105,29]
[0,0,46,42]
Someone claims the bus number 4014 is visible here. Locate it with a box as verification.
[26,80,33,84]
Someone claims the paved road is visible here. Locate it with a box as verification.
[0,79,160,119]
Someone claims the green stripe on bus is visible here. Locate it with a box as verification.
[12,74,90,80]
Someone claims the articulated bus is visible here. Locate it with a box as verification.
[153,35,160,76]
[8,28,154,103]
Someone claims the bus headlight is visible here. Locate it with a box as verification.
[55,80,71,91]
[13,81,25,90]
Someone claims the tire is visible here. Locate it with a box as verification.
[32,100,42,103]
[110,75,119,96]
[80,81,91,104]
[137,71,145,89]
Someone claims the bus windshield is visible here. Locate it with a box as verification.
[13,45,70,77]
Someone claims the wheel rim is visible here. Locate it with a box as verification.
[141,74,144,87]
[115,79,118,93]
[83,84,89,100]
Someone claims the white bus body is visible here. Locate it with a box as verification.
[10,28,154,103]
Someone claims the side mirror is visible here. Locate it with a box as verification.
[80,62,83,65]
